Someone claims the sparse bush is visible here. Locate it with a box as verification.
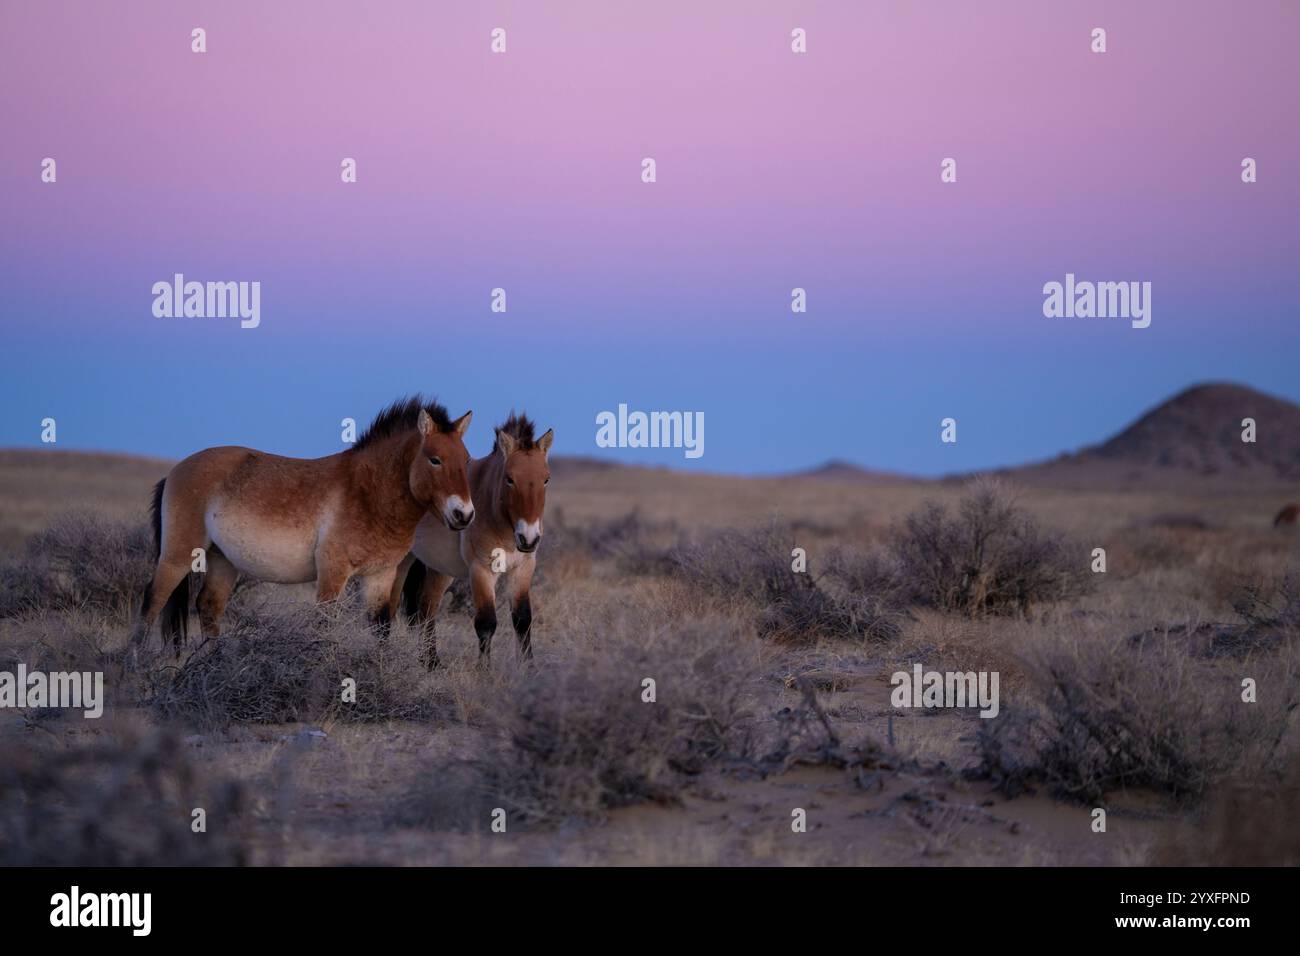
[0,512,153,623]
[669,524,903,642]
[890,479,1086,615]
[146,601,438,729]
[820,546,911,641]
[974,629,1299,803]
[421,618,759,827]
[0,725,247,865]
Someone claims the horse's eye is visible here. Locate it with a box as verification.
[428,457,442,467]
[505,476,515,487]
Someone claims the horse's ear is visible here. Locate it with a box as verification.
[537,428,554,458]
[417,409,433,436]
[496,429,517,460]
[452,410,472,437]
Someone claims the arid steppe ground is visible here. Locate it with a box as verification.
[2,440,1298,866]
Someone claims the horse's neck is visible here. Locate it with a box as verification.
[474,453,511,530]
[352,434,421,518]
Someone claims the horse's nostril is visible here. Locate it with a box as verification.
[452,508,467,523]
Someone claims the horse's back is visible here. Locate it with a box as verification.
[168,445,340,498]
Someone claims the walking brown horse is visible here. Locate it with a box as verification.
[132,396,474,653]
[397,412,552,669]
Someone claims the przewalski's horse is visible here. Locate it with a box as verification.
[397,413,553,670]
[132,397,475,654]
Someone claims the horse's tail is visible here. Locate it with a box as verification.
[146,476,190,647]
[148,478,166,561]
[400,558,428,623]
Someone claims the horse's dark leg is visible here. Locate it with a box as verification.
[470,563,497,668]
[507,558,537,661]
[474,608,497,666]
[510,595,533,661]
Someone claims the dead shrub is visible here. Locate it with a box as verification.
[820,545,911,640]
[973,629,1299,803]
[421,618,759,828]
[669,523,904,643]
[890,478,1087,615]
[145,601,438,729]
[0,512,152,624]
[758,677,902,784]
[1,608,114,667]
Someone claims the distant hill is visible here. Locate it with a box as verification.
[1005,383,1300,488]
[793,459,912,484]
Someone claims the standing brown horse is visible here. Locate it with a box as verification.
[132,396,474,653]
[397,413,552,669]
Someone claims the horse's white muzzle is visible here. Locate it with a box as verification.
[515,519,541,553]
[444,496,474,531]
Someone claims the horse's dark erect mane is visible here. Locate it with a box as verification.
[354,395,453,450]
[497,411,537,449]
